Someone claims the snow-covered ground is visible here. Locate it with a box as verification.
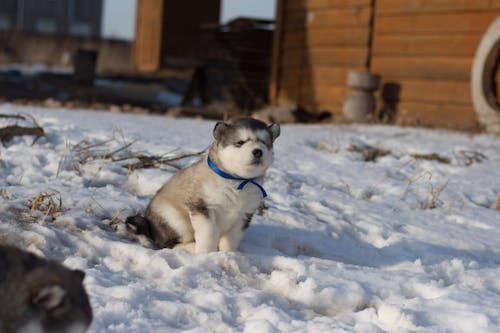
[1,104,499,333]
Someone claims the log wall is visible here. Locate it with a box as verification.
[270,0,500,129]
[270,0,373,117]
[372,0,500,129]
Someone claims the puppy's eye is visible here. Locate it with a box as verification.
[235,141,245,147]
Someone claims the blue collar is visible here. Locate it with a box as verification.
[207,155,268,198]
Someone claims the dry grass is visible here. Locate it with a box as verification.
[84,194,127,231]
[410,150,485,166]
[401,171,448,209]
[7,206,39,223]
[3,192,66,224]
[491,196,500,210]
[70,135,137,165]
[58,131,206,177]
[348,144,390,162]
[315,139,340,153]
[455,150,486,166]
[423,180,449,210]
[401,171,432,201]
[108,210,127,231]
[26,191,65,217]
[123,149,206,172]
[411,153,450,164]
[0,188,12,200]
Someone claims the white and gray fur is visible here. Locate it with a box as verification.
[0,245,92,333]
[127,118,280,253]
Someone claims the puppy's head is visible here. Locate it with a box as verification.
[212,118,280,178]
[24,264,93,333]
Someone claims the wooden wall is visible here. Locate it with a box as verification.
[134,0,164,72]
[134,0,220,72]
[372,0,500,130]
[270,0,500,130]
[270,0,374,117]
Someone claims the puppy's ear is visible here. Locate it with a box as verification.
[72,269,85,282]
[33,285,66,310]
[213,122,229,141]
[268,123,280,142]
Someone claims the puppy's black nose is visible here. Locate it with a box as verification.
[252,149,263,158]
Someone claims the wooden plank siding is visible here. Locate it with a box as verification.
[371,0,500,129]
[375,12,499,35]
[375,0,500,14]
[133,0,165,72]
[270,0,500,129]
[372,34,482,57]
[269,0,285,104]
[270,0,373,117]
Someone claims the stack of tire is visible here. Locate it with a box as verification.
[472,16,500,134]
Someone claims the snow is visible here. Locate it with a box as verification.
[1,103,500,333]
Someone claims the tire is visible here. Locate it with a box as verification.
[471,16,500,134]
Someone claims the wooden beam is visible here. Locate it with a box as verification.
[269,0,285,104]
[384,79,472,105]
[396,101,478,130]
[372,56,472,80]
[133,0,165,72]
[375,11,499,35]
[372,34,483,57]
[300,85,346,106]
[282,27,370,49]
[287,0,371,11]
[282,47,369,67]
[285,6,372,30]
[300,66,360,85]
[306,47,369,67]
[377,0,500,15]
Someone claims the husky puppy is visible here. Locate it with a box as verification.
[0,245,92,333]
[127,118,280,253]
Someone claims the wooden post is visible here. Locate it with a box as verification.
[133,0,165,72]
[269,0,285,105]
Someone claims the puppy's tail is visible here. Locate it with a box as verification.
[125,214,153,239]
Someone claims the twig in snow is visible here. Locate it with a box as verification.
[423,180,449,210]
[123,149,207,171]
[0,125,45,144]
[411,153,450,164]
[454,150,486,166]
[0,114,26,120]
[70,136,137,164]
[400,170,433,201]
[102,140,137,159]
